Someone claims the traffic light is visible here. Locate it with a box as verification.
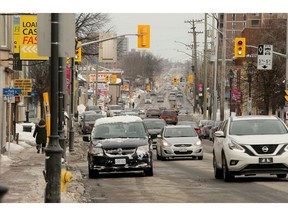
[112,74,117,83]
[173,76,178,85]
[234,37,246,58]
[146,85,150,91]
[104,74,109,83]
[138,25,150,48]
[75,41,82,62]
[188,74,194,83]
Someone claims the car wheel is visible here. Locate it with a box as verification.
[213,154,223,179]
[144,167,153,176]
[156,148,161,160]
[277,174,287,178]
[222,154,234,182]
[198,156,203,160]
[88,165,99,178]
[161,149,167,161]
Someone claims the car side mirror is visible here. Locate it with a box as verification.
[214,131,225,137]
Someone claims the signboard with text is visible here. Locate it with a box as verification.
[20,15,48,60]
[257,44,273,70]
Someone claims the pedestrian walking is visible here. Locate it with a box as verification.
[33,118,47,154]
[132,102,135,109]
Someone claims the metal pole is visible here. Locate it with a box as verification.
[212,14,219,121]
[229,78,232,116]
[58,57,66,160]
[94,60,98,106]
[203,13,208,119]
[220,13,227,121]
[248,72,252,115]
[68,57,75,152]
[44,13,62,203]
[192,21,198,113]
[285,16,288,124]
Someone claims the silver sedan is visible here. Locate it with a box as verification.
[156,125,203,160]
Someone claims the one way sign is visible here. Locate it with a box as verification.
[257,44,273,70]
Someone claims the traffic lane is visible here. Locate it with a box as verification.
[81,147,288,203]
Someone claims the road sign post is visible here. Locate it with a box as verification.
[257,44,273,70]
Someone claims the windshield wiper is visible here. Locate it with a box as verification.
[93,137,106,140]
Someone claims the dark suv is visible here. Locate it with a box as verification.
[83,116,155,178]
[160,109,178,125]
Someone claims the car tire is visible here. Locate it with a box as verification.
[144,167,153,176]
[156,149,161,160]
[88,165,99,178]
[198,156,203,160]
[222,154,234,182]
[213,154,223,179]
[277,174,287,178]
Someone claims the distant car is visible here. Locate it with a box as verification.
[144,97,152,104]
[160,109,178,125]
[209,121,223,142]
[85,105,103,115]
[177,109,188,116]
[213,115,288,182]
[177,120,202,138]
[80,113,105,134]
[168,94,176,101]
[176,92,183,97]
[199,120,215,139]
[119,110,139,116]
[146,106,161,118]
[106,105,123,117]
[150,90,156,96]
[143,118,167,148]
[157,95,164,102]
[132,108,146,119]
[156,125,203,160]
[83,116,155,178]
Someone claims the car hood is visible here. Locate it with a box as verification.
[92,138,148,148]
[230,134,288,144]
[165,137,199,144]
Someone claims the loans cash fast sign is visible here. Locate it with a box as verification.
[19,15,48,60]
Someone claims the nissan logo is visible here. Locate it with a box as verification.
[117,148,123,154]
[262,146,269,153]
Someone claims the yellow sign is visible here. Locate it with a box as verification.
[13,16,20,53]
[285,90,288,102]
[112,74,117,83]
[43,92,50,139]
[20,15,48,60]
[188,74,194,83]
[14,79,32,91]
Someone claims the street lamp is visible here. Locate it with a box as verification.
[229,69,234,116]
[247,63,254,115]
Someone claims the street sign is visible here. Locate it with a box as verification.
[3,88,22,95]
[257,44,273,70]
[20,15,48,60]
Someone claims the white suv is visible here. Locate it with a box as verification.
[213,115,288,182]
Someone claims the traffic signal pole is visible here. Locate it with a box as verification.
[44,13,63,203]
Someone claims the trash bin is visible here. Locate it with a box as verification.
[23,125,32,132]
[17,102,26,122]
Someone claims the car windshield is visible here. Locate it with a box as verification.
[144,121,166,129]
[164,127,197,137]
[88,106,100,111]
[110,106,122,110]
[92,122,147,139]
[178,121,198,128]
[85,114,101,121]
[230,119,288,135]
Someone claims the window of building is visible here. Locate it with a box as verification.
[232,22,236,30]
[252,13,260,17]
[0,16,8,48]
[232,30,236,38]
[251,20,260,27]
[243,14,247,21]
[232,14,236,21]
[243,21,246,28]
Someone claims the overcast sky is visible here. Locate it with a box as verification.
[110,13,207,62]
[3,0,287,63]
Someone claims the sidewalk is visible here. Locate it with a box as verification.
[0,122,86,203]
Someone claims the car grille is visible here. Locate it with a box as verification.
[174,151,193,154]
[104,147,136,156]
[251,144,278,154]
[245,163,288,170]
[174,144,192,147]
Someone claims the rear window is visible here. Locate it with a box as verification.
[162,110,176,116]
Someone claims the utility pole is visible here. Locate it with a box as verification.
[212,14,219,121]
[220,13,227,121]
[68,56,75,152]
[44,13,62,203]
[185,19,203,113]
[285,16,288,125]
[203,13,208,119]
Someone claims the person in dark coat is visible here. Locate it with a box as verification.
[33,118,47,154]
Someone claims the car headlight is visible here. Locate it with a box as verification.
[284,144,288,152]
[194,140,202,146]
[228,140,245,152]
[136,145,150,156]
[162,140,172,147]
[91,146,104,155]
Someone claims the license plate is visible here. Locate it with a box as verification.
[179,148,187,152]
[115,158,126,165]
[259,157,273,164]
